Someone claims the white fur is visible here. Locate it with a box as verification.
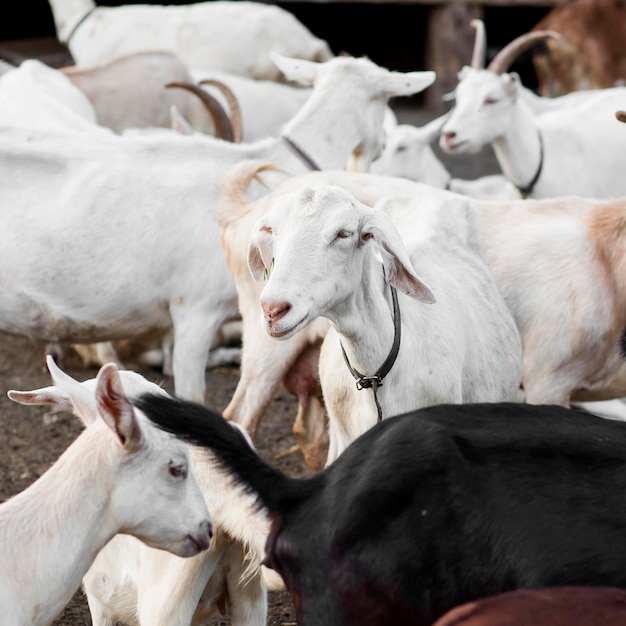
[0,53,435,403]
[48,0,334,82]
[3,356,212,626]
[60,50,219,135]
[440,65,626,198]
[219,164,626,454]
[245,174,523,464]
[10,358,280,626]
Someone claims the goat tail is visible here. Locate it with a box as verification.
[134,393,312,514]
[217,159,285,227]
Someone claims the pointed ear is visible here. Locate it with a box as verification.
[95,363,143,451]
[503,72,521,96]
[46,354,100,425]
[170,105,195,135]
[362,211,436,303]
[9,355,100,426]
[7,386,72,410]
[247,225,275,282]
[378,70,436,98]
[270,52,319,85]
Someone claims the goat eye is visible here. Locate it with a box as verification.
[335,229,352,240]
[484,97,498,105]
[261,225,272,234]
[168,462,187,479]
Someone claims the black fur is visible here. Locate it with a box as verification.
[136,395,626,626]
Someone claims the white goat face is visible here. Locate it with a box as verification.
[248,185,367,339]
[440,67,519,154]
[248,184,434,340]
[273,52,436,171]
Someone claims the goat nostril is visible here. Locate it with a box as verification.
[261,301,291,323]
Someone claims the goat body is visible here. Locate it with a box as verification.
[475,195,626,405]
[432,586,626,626]
[531,0,626,97]
[139,394,626,626]
[48,0,334,81]
[1,358,212,626]
[60,50,219,134]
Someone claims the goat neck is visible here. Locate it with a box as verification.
[0,426,129,625]
[48,0,96,43]
[491,99,543,197]
[332,259,399,396]
[280,99,380,173]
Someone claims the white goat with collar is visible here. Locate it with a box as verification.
[247,180,523,464]
[0,53,434,404]
[2,357,212,626]
[439,20,626,199]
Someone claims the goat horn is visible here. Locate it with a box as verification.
[199,79,243,143]
[487,30,561,75]
[470,19,487,69]
[616,111,626,123]
[165,81,235,142]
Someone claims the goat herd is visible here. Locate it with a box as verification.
[1,0,626,624]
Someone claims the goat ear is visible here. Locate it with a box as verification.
[379,70,436,98]
[9,355,100,426]
[503,72,521,96]
[95,363,142,450]
[7,385,72,410]
[43,354,100,425]
[247,227,274,282]
[363,211,436,304]
[270,52,318,85]
[170,105,194,135]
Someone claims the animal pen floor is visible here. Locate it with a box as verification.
[0,36,500,626]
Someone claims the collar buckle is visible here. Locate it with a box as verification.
[355,375,382,391]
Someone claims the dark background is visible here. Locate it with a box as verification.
[1,1,551,89]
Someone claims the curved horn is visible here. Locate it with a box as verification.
[165,81,234,142]
[487,30,561,75]
[616,111,626,123]
[199,79,243,143]
[470,19,487,69]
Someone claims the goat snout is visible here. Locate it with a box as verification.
[261,300,292,325]
[193,519,214,552]
[440,131,456,148]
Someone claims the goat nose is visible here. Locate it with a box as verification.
[195,519,213,551]
[261,300,291,324]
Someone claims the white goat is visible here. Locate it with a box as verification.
[189,68,312,142]
[440,20,626,199]
[11,356,278,626]
[219,162,626,463]
[60,50,231,136]
[245,173,523,464]
[48,0,333,82]
[371,115,520,200]
[0,53,435,404]
[0,57,104,133]
[2,356,212,626]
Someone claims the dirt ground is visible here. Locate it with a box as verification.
[0,330,308,625]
